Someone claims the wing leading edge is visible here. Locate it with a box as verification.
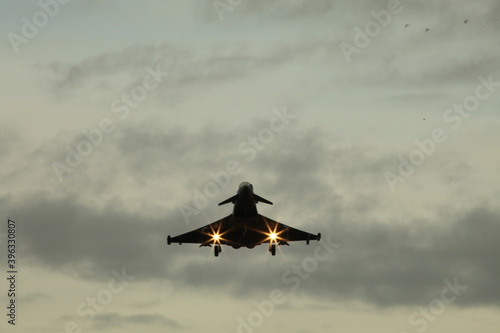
[167,214,321,257]
[167,214,234,247]
[255,214,321,245]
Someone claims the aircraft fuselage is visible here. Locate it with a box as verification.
[233,181,258,218]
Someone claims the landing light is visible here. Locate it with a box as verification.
[212,234,220,241]
[269,232,277,240]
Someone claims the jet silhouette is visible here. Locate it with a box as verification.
[167,182,321,256]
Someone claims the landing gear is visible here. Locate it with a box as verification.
[269,244,276,256]
[214,244,222,257]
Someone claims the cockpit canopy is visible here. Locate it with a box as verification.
[239,181,253,188]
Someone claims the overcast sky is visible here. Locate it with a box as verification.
[1,1,500,332]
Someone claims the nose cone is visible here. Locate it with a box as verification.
[238,182,253,195]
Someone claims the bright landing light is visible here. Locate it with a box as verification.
[212,234,220,241]
[269,232,277,241]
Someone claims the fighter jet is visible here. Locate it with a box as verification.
[167,182,321,257]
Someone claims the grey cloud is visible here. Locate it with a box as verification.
[194,0,337,23]
[336,0,500,88]
[129,299,162,309]
[19,292,52,304]
[369,54,500,89]
[0,125,22,161]
[3,120,500,308]
[168,203,500,308]
[42,43,188,104]
[91,313,180,330]
[33,0,500,107]
[41,43,300,107]
[5,192,170,280]
[441,161,473,184]
[333,205,500,307]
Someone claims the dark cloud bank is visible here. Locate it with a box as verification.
[2,121,499,309]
